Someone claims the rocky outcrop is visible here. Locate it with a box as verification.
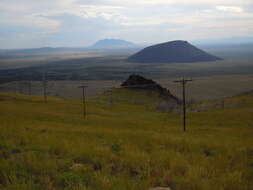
[121,74,179,103]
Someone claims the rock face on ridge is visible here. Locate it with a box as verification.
[121,74,179,103]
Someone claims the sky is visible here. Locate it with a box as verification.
[0,0,253,49]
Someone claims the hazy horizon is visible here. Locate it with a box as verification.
[1,0,253,49]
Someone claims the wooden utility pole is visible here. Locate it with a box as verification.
[221,99,225,109]
[28,81,32,95]
[19,81,23,94]
[78,85,88,119]
[43,70,47,103]
[21,81,31,95]
[174,78,193,132]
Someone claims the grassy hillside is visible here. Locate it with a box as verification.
[0,89,252,190]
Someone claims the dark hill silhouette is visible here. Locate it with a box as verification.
[92,39,136,49]
[121,74,179,103]
[127,40,222,63]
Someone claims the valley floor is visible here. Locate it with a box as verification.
[1,74,253,102]
[0,89,253,190]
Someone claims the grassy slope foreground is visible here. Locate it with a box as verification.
[0,89,253,190]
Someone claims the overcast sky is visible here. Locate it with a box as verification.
[0,0,253,48]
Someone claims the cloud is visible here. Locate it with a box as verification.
[216,6,243,13]
[78,5,125,22]
[104,0,253,6]
[0,0,253,48]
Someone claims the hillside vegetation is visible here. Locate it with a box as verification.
[0,89,253,190]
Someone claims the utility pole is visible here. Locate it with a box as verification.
[21,81,31,95]
[43,70,47,103]
[19,81,23,94]
[78,85,88,119]
[174,78,193,132]
[14,81,18,94]
[221,98,225,109]
[28,81,32,95]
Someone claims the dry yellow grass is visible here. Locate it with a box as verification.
[0,90,252,190]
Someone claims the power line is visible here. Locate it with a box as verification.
[174,77,193,132]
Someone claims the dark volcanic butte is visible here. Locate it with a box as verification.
[121,74,179,103]
[127,40,222,63]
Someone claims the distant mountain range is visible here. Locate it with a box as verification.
[193,36,253,46]
[0,47,89,54]
[91,39,137,49]
[1,37,252,54]
[127,40,222,63]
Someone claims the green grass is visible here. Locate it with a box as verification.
[0,90,252,190]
